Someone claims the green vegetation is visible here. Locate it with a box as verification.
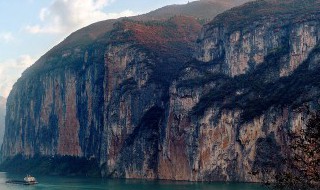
[0,155,100,177]
[280,107,320,190]
[209,0,320,32]
[190,42,320,123]
[21,42,105,81]
[252,107,320,190]
[177,73,229,89]
[174,56,227,90]
[145,17,178,28]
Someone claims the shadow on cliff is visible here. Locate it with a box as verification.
[108,106,165,178]
[0,154,100,177]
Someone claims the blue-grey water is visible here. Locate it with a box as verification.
[0,172,268,190]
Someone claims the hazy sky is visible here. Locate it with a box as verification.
[0,0,194,97]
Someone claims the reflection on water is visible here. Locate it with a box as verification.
[0,172,267,190]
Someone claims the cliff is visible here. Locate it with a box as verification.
[2,0,320,182]
[0,97,6,147]
[1,15,202,175]
[166,0,320,181]
[46,0,248,58]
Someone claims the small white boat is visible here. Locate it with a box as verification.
[23,175,38,185]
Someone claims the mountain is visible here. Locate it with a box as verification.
[0,97,5,147]
[172,0,320,181]
[37,0,254,65]
[134,0,253,21]
[1,0,232,175]
[2,0,320,182]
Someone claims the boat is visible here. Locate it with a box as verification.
[6,175,38,185]
[23,175,38,185]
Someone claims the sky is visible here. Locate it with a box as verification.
[0,0,195,98]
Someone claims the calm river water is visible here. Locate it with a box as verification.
[0,172,268,190]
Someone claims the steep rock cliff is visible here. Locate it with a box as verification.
[198,0,320,76]
[1,15,202,179]
[163,0,320,181]
[2,0,241,170]
[2,0,320,183]
[0,97,6,146]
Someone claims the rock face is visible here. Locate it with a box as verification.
[0,97,6,147]
[166,0,320,181]
[2,0,320,182]
[197,0,320,77]
[1,15,202,175]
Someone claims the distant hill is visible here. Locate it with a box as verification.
[200,0,254,6]
[133,0,248,21]
[209,0,320,31]
[41,0,252,62]
[0,97,6,147]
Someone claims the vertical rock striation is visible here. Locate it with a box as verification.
[164,0,320,181]
[0,97,6,147]
[2,0,320,182]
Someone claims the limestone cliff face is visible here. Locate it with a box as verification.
[197,2,320,77]
[2,47,105,158]
[1,16,203,180]
[162,0,320,181]
[0,97,6,147]
[163,79,309,181]
[2,0,320,183]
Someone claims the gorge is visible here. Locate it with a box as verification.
[1,0,320,182]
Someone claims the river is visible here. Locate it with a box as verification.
[0,172,268,190]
